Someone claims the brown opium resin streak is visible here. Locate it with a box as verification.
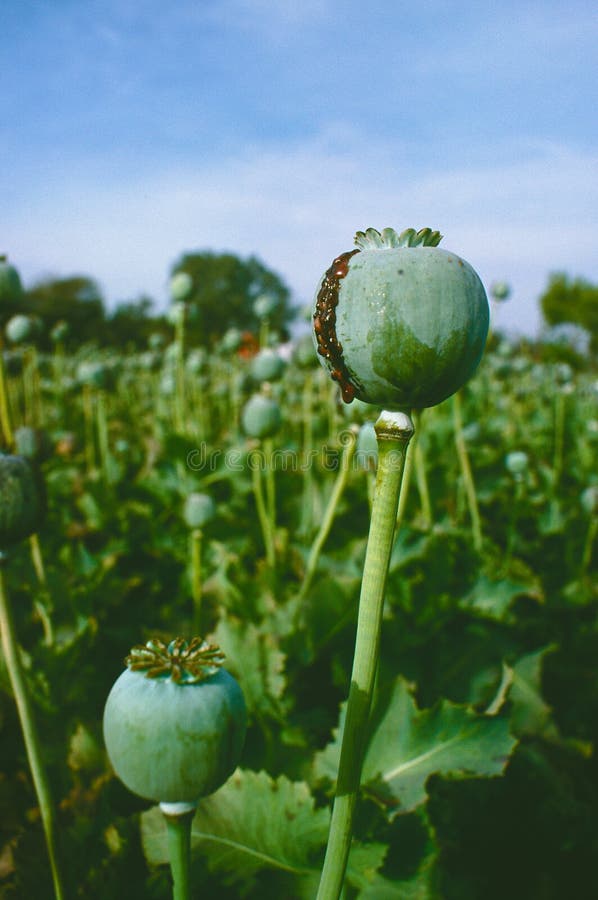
[313,248,360,403]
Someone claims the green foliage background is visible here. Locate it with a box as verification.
[0,261,596,899]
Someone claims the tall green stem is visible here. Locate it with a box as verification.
[263,437,276,529]
[251,449,276,567]
[549,389,566,529]
[190,529,203,633]
[299,426,357,599]
[0,558,65,900]
[452,391,482,552]
[316,410,414,900]
[82,385,96,475]
[0,336,14,448]
[161,803,195,900]
[96,390,111,486]
[174,309,187,433]
[299,371,316,536]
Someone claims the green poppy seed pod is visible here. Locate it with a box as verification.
[148,332,166,351]
[50,320,70,343]
[76,360,109,390]
[183,492,216,529]
[0,454,46,548]
[139,350,161,372]
[13,427,53,464]
[0,255,23,303]
[505,451,529,478]
[221,327,243,353]
[5,314,33,345]
[250,349,286,383]
[490,281,511,302]
[163,341,179,366]
[241,394,282,438]
[186,349,207,375]
[312,227,489,410]
[293,334,317,370]
[167,301,186,327]
[253,294,278,319]
[580,486,598,517]
[159,372,176,396]
[103,638,247,804]
[170,271,194,303]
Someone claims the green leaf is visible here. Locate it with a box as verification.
[507,645,559,740]
[358,849,438,899]
[142,768,386,892]
[213,617,287,720]
[459,573,542,622]
[142,770,329,884]
[316,677,517,819]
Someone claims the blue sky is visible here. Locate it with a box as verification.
[2,0,597,337]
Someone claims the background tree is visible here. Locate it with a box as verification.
[170,251,294,345]
[540,273,598,353]
[106,296,166,350]
[19,276,107,349]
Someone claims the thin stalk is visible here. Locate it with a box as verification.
[452,391,482,552]
[174,309,187,433]
[82,385,96,475]
[581,516,596,574]
[263,437,276,530]
[190,528,203,633]
[299,371,316,536]
[0,336,14,448]
[96,390,111,486]
[316,410,414,900]
[0,558,66,900]
[259,316,270,349]
[251,449,276,567]
[394,409,425,528]
[549,389,566,529]
[414,440,432,529]
[29,532,54,646]
[299,427,358,599]
[161,803,196,900]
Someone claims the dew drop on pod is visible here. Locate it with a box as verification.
[0,454,45,547]
[312,227,489,410]
[103,637,247,805]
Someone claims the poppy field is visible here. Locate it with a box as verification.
[0,269,597,899]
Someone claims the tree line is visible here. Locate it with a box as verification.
[1,250,596,356]
[0,251,295,351]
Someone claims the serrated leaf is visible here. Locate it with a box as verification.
[316,677,517,819]
[508,645,559,739]
[358,848,438,899]
[141,769,386,891]
[459,573,542,622]
[213,617,287,720]
[142,770,328,883]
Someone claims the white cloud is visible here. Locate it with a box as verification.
[5,133,597,338]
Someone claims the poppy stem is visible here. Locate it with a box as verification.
[316,410,414,900]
